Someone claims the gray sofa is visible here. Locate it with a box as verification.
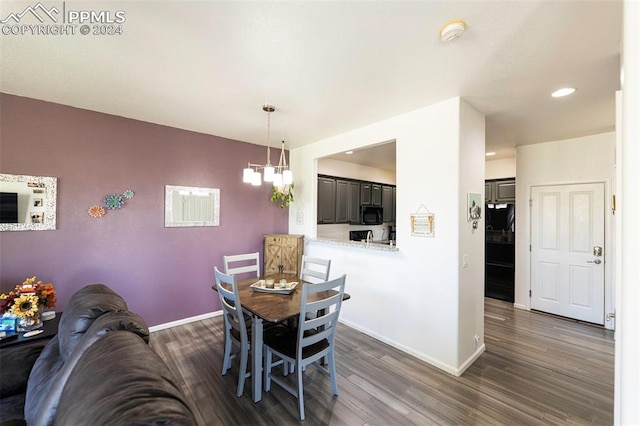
[0,284,196,426]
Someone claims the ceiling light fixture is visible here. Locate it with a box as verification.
[345,151,354,155]
[551,87,576,98]
[485,152,496,157]
[243,105,293,187]
[440,20,467,42]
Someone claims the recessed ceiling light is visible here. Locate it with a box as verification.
[345,151,354,155]
[440,20,467,42]
[551,87,576,98]
[485,152,496,157]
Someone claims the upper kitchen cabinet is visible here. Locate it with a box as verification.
[361,183,382,206]
[382,185,394,222]
[335,179,360,224]
[317,177,336,224]
[486,178,516,203]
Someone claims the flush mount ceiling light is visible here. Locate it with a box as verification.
[551,87,577,98]
[243,105,293,188]
[485,152,496,157]
[345,151,354,155]
[440,20,467,42]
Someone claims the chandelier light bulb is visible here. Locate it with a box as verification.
[251,171,262,186]
[283,170,293,185]
[263,166,275,182]
[272,173,283,187]
[243,167,254,183]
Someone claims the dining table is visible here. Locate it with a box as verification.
[214,273,350,403]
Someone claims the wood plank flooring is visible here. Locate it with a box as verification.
[150,298,614,425]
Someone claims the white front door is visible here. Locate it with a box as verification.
[531,183,605,324]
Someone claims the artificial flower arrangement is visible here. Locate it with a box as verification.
[0,276,56,320]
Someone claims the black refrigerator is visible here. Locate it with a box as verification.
[485,203,515,302]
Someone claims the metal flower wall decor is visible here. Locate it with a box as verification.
[88,189,135,218]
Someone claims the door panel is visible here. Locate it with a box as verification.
[531,183,605,324]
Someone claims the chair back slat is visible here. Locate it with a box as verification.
[224,252,260,278]
[214,267,248,341]
[297,275,346,359]
[299,255,331,283]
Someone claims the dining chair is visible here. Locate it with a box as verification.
[214,266,250,397]
[223,252,260,279]
[263,274,347,421]
[299,255,331,283]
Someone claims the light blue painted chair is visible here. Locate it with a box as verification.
[214,266,250,397]
[223,252,260,279]
[263,274,346,421]
[299,255,331,283]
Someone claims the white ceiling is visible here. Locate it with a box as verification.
[0,1,622,169]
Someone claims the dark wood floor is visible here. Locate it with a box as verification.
[150,298,614,425]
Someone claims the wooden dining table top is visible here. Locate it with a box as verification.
[216,273,350,323]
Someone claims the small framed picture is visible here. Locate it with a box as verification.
[30,213,44,224]
[34,198,43,207]
[467,193,482,221]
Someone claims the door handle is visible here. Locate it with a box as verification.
[587,259,602,264]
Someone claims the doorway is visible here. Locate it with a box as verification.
[530,183,605,325]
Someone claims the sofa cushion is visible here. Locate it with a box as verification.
[56,283,128,362]
[25,310,150,426]
[53,331,196,425]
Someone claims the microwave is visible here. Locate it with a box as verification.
[361,206,383,225]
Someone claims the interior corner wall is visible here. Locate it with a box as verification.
[0,94,288,326]
[514,132,616,314]
[457,100,486,368]
[289,98,485,375]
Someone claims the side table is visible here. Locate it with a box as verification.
[0,312,61,349]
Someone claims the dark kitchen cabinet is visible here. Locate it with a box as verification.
[382,185,393,222]
[317,177,336,224]
[318,175,394,225]
[486,178,515,203]
[335,180,360,224]
[360,183,372,205]
[347,181,360,224]
[361,183,382,206]
[392,187,397,222]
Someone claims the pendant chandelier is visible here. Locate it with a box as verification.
[242,104,293,187]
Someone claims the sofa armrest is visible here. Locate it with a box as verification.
[53,331,196,425]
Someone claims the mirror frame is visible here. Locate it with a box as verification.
[164,185,220,228]
[0,173,58,232]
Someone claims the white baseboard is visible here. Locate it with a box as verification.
[149,310,222,333]
[514,303,527,310]
[338,318,462,376]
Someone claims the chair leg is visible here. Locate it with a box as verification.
[328,350,338,396]
[297,365,305,421]
[222,332,232,375]
[237,343,249,397]
[264,348,272,392]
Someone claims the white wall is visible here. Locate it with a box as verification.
[485,157,516,180]
[514,133,616,324]
[289,98,486,375]
[617,1,640,422]
[318,158,396,184]
[457,101,486,367]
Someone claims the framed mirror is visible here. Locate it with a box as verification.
[164,185,220,228]
[0,173,58,231]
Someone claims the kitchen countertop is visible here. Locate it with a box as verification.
[308,237,399,252]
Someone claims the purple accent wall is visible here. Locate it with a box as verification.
[0,94,289,326]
